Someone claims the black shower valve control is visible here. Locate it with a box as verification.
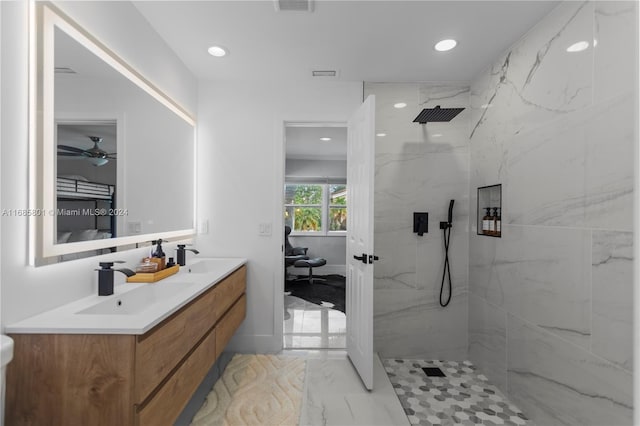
[439,221,452,230]
[413,212,429,236]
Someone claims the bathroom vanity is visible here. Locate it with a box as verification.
[5,258,246,426]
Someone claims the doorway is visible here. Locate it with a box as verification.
[282,124,348,349]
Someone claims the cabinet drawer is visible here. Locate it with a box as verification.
[215,294,246,359]
[135,285,218,403]
[213,266,246,320]
[137,328,216,426]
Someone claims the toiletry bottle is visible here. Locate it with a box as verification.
[495,207,501,237]
[487,208,495,236]
[151,239,166,270]
[482,208,491,235]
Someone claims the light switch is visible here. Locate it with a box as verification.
[259,222,272,236]
[128,221,142,234]
[199,220,209,234]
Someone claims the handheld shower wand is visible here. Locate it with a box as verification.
[439,200,455,307]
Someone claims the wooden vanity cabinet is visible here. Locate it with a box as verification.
[6,265,246,426]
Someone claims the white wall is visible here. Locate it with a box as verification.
[285,159,346,179]
[0,0,197,329]
[288,236,345,272]
[196,79,361,352]
[0,0,3,334]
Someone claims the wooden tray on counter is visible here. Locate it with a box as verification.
[127,265,180,283]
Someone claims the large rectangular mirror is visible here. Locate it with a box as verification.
[31,3,196,265]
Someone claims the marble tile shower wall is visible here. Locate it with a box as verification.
[364,83,470,360]
[468,2,635,425]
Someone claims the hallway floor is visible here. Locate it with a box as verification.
[284,295,346,349]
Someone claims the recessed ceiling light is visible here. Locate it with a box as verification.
[320,137,332,141]
[207,46,227,57]
[434,39,457,52]
[394,102,407,109]
[432,133,443,138]
[376,133,387,137]
[566,41,589,52]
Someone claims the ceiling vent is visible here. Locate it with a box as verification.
[312,70,337,77]
[274,0,314,12]
[55,67,77,74]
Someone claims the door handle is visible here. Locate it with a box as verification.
[369,255,379,264]
[353,254,368,264]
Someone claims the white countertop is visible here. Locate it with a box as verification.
[5,257,247,335]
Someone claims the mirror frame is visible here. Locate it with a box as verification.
[30,2,197,265]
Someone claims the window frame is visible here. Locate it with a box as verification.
[285,181,347,237]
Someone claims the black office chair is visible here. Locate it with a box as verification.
[284,226,327,284]
[285,226,308,279]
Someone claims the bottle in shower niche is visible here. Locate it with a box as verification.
[487,208,496,235]
[482,208,491,235]
[494,207,501,237]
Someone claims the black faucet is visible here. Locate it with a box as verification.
[176,244,200,266]
[97,261,136,296]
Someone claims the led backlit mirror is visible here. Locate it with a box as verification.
[32,4,196,265]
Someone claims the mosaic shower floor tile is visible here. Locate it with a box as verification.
[383,359,532,426]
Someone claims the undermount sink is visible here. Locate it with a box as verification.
[77,279,197,315]
[186,258,235,274]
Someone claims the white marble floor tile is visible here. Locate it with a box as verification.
[300,353,410,426]
[284,295,346,350]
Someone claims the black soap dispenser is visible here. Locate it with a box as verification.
[152,239,165,258]
[151,239,167,270]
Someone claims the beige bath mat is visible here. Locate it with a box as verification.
[191,354,306,426]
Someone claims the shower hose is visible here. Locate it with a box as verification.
[440,223,452,307]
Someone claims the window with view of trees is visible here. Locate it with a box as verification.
[284,183,347,234]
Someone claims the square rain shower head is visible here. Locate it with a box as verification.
[413,105,465,124]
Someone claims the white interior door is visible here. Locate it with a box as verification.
[346,95,376,390]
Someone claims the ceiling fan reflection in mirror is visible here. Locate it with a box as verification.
[57,136,117,167]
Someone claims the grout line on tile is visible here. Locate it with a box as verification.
[589,228,594,355]
[503,223,633,234]
[506,309,632,375]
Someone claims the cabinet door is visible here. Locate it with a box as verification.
[213,266,246,316]
[6,334,136,426]
[215,294,247,359]
[137,328,217,426]
[135,285,218,403]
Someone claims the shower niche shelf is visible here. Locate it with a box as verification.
[477,184,501,238]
